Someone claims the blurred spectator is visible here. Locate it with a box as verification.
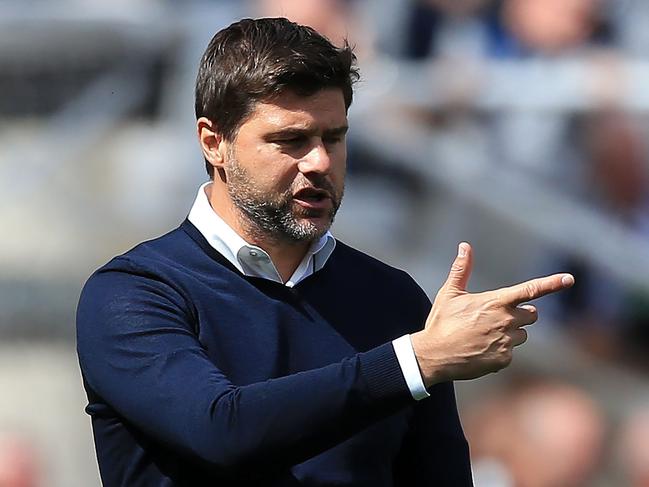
[256,0,361,48]
[495,0,613,57]
[585,111,649,222]
[401,0,614,60]
[489,1,618,181]
[398,0,622,179]
[617,406,649,487]
[402,0,493,59]
[492,0,617,179]
[555,111,649,366]
[465,379,605,487]
[0,434,40,487]
[255,0,376,67]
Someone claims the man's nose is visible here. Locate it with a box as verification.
[297,142,331,175]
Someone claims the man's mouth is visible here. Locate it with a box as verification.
[292,187,333,210]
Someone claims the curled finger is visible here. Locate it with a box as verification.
[509,328,528,347]
[512,304,538,328]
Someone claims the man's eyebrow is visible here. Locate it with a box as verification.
[263,125,349,139]
[323,125,349,136]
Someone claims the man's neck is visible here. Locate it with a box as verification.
[205,183,310,283]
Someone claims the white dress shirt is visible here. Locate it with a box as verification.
[188,182,430,401]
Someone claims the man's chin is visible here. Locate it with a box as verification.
[284,215,333,242]
[299,221,330,238]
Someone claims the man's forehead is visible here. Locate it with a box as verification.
[250,89,348,129]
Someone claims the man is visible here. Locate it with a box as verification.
[77,17,574,486]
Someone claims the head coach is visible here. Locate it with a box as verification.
[76,17,574,486]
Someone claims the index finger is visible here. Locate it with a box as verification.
[500,273,574,306]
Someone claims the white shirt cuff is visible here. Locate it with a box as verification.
[392,334,430,401]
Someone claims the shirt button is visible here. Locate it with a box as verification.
[249,250,258,257]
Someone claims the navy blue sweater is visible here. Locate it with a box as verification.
[77,220,472,486]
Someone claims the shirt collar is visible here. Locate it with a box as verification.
[188,182,336,287]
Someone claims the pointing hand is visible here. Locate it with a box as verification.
[411,242,574,386]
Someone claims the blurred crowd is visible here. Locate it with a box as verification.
[2,0,649,485]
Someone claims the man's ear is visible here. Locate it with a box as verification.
[197,117,228,173]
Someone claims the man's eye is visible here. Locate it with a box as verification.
[278,137,306,147]
[323,135,343,145]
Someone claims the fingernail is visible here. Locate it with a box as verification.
[561,274,575,286]
[458,243,467,257]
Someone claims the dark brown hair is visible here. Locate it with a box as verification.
[195,17,359,177]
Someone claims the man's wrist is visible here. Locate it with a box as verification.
[392,334,430,401]
[410,331,448,388]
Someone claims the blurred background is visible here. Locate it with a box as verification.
[1,0,649,485]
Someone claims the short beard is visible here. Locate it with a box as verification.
[225,153,343,245]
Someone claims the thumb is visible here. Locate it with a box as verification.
[444,242,473,292]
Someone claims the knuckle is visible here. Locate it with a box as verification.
[525,282,538,300]
[505,314,518,328]
[486,293,503,309]
[450,262,464,274]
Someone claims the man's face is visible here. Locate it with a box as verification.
[223,88,348,244]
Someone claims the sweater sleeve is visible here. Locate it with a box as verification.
[393,381,473,486]
[392,278,474,486]
[76,262,413,473]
